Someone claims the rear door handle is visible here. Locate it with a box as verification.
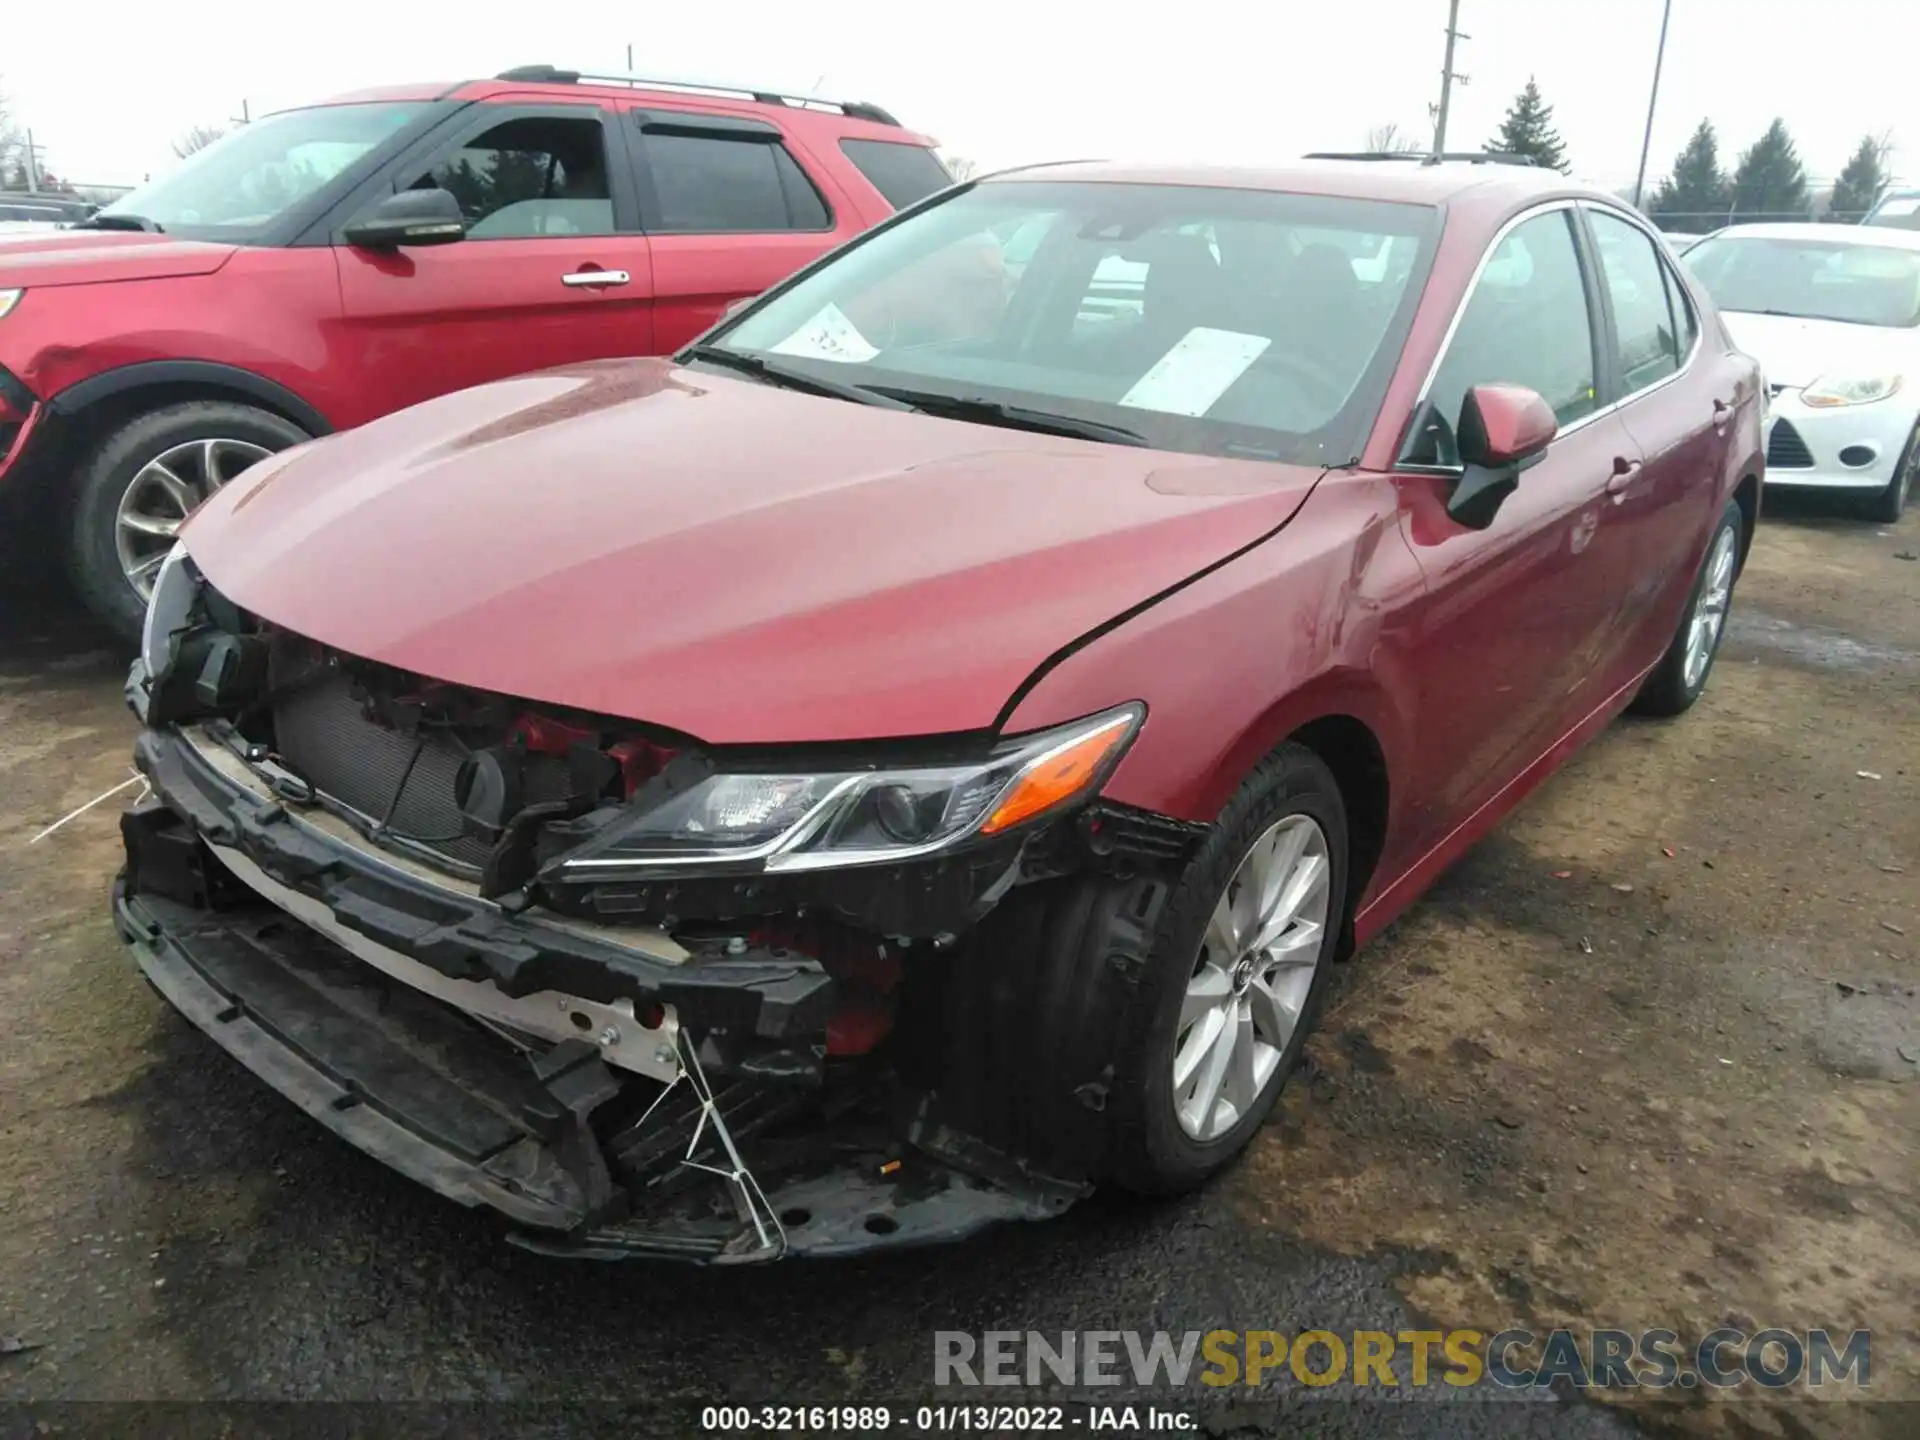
[1606,456,1641,497]
[562,269,630,288]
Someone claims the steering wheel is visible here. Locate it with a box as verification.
[1239,348,1349,415]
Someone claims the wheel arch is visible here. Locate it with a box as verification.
[1284,713,1391,958]
[1732,471,1760,567]
[48,361,333,438]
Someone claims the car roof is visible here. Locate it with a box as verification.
[312,75,931,146]
[1700,221,1920,252]
[980,157,1602,208]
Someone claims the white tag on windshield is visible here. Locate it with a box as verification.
[767,303,879,364]
[1118,328,1271,416]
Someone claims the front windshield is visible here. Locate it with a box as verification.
[1685,234,1920,327]
[711,180,1439,465]
[99,101,429,242]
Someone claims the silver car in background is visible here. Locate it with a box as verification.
[1685,223,1920,521]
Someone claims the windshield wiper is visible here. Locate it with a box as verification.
[681,345,910,410]
[1743,307,1878,327]
[861,386,1149,447]
[72,213,164,233]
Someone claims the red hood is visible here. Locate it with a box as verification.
[0,231,236,287]
[185,359,1322,743]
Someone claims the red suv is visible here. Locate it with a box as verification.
[0,66,947,640]
[117,157,1763,1259]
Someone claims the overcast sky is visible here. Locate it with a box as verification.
[7,0,1914,194]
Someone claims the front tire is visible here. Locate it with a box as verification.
[1630,497,1744,718]
[1104,743,1348,1194]
[68,400,307,645]
[1862,420,1917,524]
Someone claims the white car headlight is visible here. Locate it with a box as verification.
[139,542,201,683]
[0,288,22,320]
[1801,372,1903,408]
[556,704,1144,876]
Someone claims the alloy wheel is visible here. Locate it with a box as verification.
[1682,524,1738,690]
[1172,812,1331,1142]
[114,437,272,601]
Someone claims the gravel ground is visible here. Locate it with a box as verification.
[0,495,1914,1440]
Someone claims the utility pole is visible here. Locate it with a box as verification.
[626,44,633,70]
[1431,0,1469,154]
[23,128,42,192]
[230,99,250,128]
[1631,0,1674,209]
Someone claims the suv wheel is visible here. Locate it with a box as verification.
[69,401,308,644]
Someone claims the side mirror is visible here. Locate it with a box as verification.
[343,189,467,250]
[1447,383,1557,528]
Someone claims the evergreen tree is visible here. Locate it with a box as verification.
[1826,135,1890,221]
[1731,120,1809,222]
[1487,79,1569,173]
[1649,120,1731,227]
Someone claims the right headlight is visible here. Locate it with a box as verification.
[555,703,1145,877]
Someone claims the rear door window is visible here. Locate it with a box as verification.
[1589,210,1683,394]
[640,131,831,233]
[839,140,952,209]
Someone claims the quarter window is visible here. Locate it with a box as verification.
[644,132,830,233]
[406,114,614,239]
[1590,210,1683,393]
[839,139,952,209]
[1411,209,1598,464]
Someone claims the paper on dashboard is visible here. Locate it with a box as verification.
[1118,327,1271,416]
[766,304,879,364]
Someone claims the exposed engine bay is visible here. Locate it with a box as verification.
[118,558,1208,1259]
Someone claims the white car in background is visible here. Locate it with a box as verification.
[1685,223,1920,521]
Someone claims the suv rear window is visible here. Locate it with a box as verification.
[839,140,952,209]
[645,133,830,232]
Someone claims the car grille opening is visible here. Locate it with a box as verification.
[1767,420,1814,469]
[270,663,574,871]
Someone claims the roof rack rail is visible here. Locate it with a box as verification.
[493,66,900,125]
[1303,150,1541,168]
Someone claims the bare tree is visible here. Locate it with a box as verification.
[941,154,979,182]
[0,79,25,188]
[172,124,227,159]
[1364,123,1421,155]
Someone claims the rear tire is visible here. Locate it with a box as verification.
[1630,498,1744,718]
[68,400,307,645]
[1862,421,1916,524]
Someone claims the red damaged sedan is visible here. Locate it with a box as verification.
[118,157,1763,1258]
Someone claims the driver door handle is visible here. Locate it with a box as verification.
[1606,456,1641,497]
[562,268,630,288]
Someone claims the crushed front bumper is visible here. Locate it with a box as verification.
[118,725,1083,1259]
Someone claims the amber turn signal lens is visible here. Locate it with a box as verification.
[981,715,1135,835]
